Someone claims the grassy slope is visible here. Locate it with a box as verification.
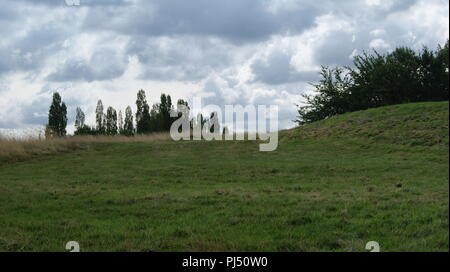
[0,102,448,252]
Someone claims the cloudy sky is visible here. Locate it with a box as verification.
[0,0,448,133]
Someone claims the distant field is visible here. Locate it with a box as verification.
[0,102,448,252]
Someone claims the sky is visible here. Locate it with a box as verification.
[0,0,448,133]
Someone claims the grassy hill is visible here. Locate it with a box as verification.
[0,102,448,252]
[283,101,449,147]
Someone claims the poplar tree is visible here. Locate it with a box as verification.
[47,92,67,137]
[96,100,106,134]
[124,106,135,136]
[75,107,85,130]
[136,90,152,134]
[118,110,124,135]
[106,106,118,135]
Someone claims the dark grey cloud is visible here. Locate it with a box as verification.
[16,0,129,7]
[47,48,128,82]
[314,30,356,67]
[0,0,443,81]
[0,2,76,76]
[83,0,318,43]
[311,0,418,19]
[21,96,51,127]
[0,2,17,21]
[127,36,234,82]
[251,51,320,85]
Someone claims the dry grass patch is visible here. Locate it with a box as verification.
[0,133,171,163]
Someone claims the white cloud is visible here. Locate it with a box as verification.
[370,29,386,37]
[0,0,448,132]
[369,38,391,50]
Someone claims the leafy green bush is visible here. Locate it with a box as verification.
[297,41,449,125]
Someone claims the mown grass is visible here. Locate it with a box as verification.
[0,102,448,252]
[283,102,449,147]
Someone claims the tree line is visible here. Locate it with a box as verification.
[46,89,213,137]
[75,90,190,136]
[296,40,449,125]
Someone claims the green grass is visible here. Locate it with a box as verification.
[0,102,448,252]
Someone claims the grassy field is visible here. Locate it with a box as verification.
[0,102,448,252]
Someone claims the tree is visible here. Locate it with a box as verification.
[149,93,176,132]
[350,47,422,106]
[177,99,189,110]
[60,102,67,136]
[74,125,96,136]
[124,106,135,136]
[149,103,162,132]
[136,90,152,134]
[136,89,146,126]
[75,107,85,131]
[96,100,106,134]
[296,42,450,125]
[436,40,449,100]
[137,104,152,134]
[106,106,118,135]
[47,92,67,137]
[296,66,352,125]
[118,110,124,135]
[159,94,174,131]
[419,41,449,101]
[47,92,60,136]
